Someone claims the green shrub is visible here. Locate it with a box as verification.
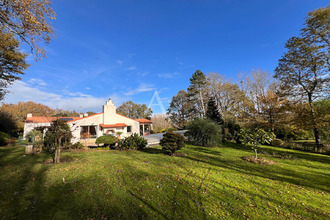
[0,131,11,146]
[150,130,156,134]
[167,128,178,132]
[185,118,222,147]
[272,138,285,147]
[72,142,84,149]
[95,135,118,147]
[33,140,43,153]
[117,133,147,150]
[160,132,185,155]
[27,129,43,144]
[18,139,29,145]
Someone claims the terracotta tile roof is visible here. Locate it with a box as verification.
[25,116,81,123]
[100,123,128,128]
[68,113,103,123]
[135,118,152,124]
[116,113,138,122]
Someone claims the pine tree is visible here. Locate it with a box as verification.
[206,97,224,125]
[187,70,207,118]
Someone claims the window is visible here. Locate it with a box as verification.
[80,126,97,139]
[127,126,132,133]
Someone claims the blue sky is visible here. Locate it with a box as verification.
[3,0,328,113]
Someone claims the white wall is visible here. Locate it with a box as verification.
[115,114,140,137]
[23,122,51,139]
[68,114,103,144]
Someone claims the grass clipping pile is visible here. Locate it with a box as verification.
[241,156,276,165]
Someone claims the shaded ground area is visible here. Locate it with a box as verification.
[0,143,329,219]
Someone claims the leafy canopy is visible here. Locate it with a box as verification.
[0,0,56,58]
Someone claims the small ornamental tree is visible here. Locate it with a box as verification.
[43,119,72,164]
[95,135,118,148]
[160,131,185,155]
[239,128,275,159]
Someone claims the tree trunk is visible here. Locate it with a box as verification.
[54,147,61,164]
[254,149,258,159]
[308,94,321,152]
[54,138,62,164]
[199,90,205,117]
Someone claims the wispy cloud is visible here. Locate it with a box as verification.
[126,65,136,71]
[157,72,180,79]
[116,60,123,65]
[27,78,48,86]
[137,71,149,77]
[3,81,127,112]
[124,83,155,96]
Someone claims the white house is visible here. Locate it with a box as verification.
[23,99,152,145]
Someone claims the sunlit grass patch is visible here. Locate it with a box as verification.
[0,143,329,219]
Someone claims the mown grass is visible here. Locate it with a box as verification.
[0,143,329,219]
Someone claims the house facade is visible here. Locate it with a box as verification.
[23,99,152,145]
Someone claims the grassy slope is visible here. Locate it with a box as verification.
[0,143,329,220]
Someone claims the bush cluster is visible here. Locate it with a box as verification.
[117,133,147,150]
[272,138,284,147]
[185,118,222,147]
[0,131,11,146]
[96,135,118,148]
[160,132,185,155]
[71,142,84,149]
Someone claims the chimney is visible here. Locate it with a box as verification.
[27,113,32,118]
[103,98,116,124]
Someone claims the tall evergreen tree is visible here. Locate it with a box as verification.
[187,70,207,118]
[206,97,224,125]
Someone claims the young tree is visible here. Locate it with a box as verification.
[187,70,207,118]
[167,90,194,128]
[43,119,72,164]
[0,28,29,99]
[239,128,275,159]
[0,0,56,58]
[275,6,330,150]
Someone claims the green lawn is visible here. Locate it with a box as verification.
[0,143,329,219]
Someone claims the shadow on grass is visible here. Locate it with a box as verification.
[183,144,330,193]
[190,146,222,156]
[224,142,330,164]
[141,147,164,154]
[0,146,50,219]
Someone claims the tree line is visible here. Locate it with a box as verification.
[167,6,330,150]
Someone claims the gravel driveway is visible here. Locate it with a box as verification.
[143,130,187,146]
